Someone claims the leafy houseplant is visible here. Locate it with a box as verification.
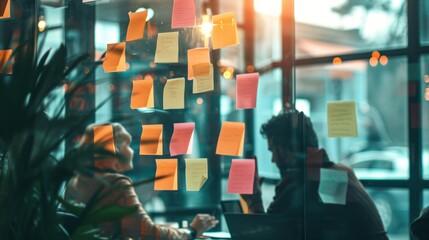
[0,1,138,239]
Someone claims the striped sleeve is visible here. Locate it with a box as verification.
[113,178,191,240]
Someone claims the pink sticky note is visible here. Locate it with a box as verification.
[236,73,259,109]
[227,159,255,194]
[170,122,194,156]
[171,0,196,28]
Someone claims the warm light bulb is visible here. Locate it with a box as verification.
[223,71,232,79]
[196,97,204,104]
[379,55,388,65]
[38,16,47,32]
[332,57,342,65]
[369,57,378,67]
[201,15,213,37]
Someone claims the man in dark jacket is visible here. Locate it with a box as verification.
[240,109,389,240]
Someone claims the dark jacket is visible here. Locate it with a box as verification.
[267,151,389,240]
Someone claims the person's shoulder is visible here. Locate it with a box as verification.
[101,173,132,185]
[332,163,354,172]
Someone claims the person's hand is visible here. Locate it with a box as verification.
[190,214,218,237]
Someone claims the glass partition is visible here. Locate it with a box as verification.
[296,57,408,179]
[420,0,429,45]
[295,0,407,59]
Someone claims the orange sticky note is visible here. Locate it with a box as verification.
[227,159,255,194]
[102,42,126,73]
[187,48,210,80]
[0,0,10,19]
[130,79,154,109]
[126,10,148,42]
[236,73,259,109]
[192,63,213,93]
[93,125,115,154]
[140,124,163,155]
[155,159,178,191]
[171,0,196,28]
[216,122,245,156]
[170,122,194,156]
[212,12,239,50]
[0,49,12,74]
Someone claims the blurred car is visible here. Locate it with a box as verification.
[344,146,429,233]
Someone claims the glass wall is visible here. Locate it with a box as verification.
[420,0,429,45]
[3,0,429,239]
[295,0,407,59]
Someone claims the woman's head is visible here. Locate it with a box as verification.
[80,122,134,172]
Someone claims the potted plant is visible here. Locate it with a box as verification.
[0,1,138,239]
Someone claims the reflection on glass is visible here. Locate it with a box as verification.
[295,0,407,58]
[421,55,429,179]
[367,188,408,238]
[254,0,282,68]
[420,1,429,45]
[254,69,282,178]
[296,57,408,180]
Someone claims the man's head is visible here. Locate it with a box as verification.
[80,122,134,172]
[260,110,319,169]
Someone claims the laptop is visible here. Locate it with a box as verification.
[223,213,302,240]
[220,200,243,214]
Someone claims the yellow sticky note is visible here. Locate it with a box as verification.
[327,100,358,137]
[0,49,12,74]
[155,159,178,191]
[192,63,213,93]
[102,42,126,73]
[216,122,245,156]
[212,12,239,50]
[126,10,148,42]
[154,32,179,63]
[187,48,210,80]
[163,77,185,110]
[140,124,163,155]
[130,79,154,109]
[185,158,208,191]
[0,0,10,19]
[93,125,116,154]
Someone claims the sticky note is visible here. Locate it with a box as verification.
[0,49,12,74]
[155,159,178,191]
[170,122,194,156]
[126,10,148,42]
[171,0,196,28]
[0,0,10,19]
[318,168,348,205]
[163,77,185,110]
[130,79,154,109]
[140,124,163,155]
[236,73,259,109]
[327,101,358,137]
[192,63,213,93]
[212,12,239,50]
[187,48,210,80]
[227,159,255,194]
[154,32,179,63]
[102,42,126,73]
[216,122,245,156]
[93,125,115,154]
[185,158,208,191]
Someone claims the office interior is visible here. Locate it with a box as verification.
[1,0,429,239]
